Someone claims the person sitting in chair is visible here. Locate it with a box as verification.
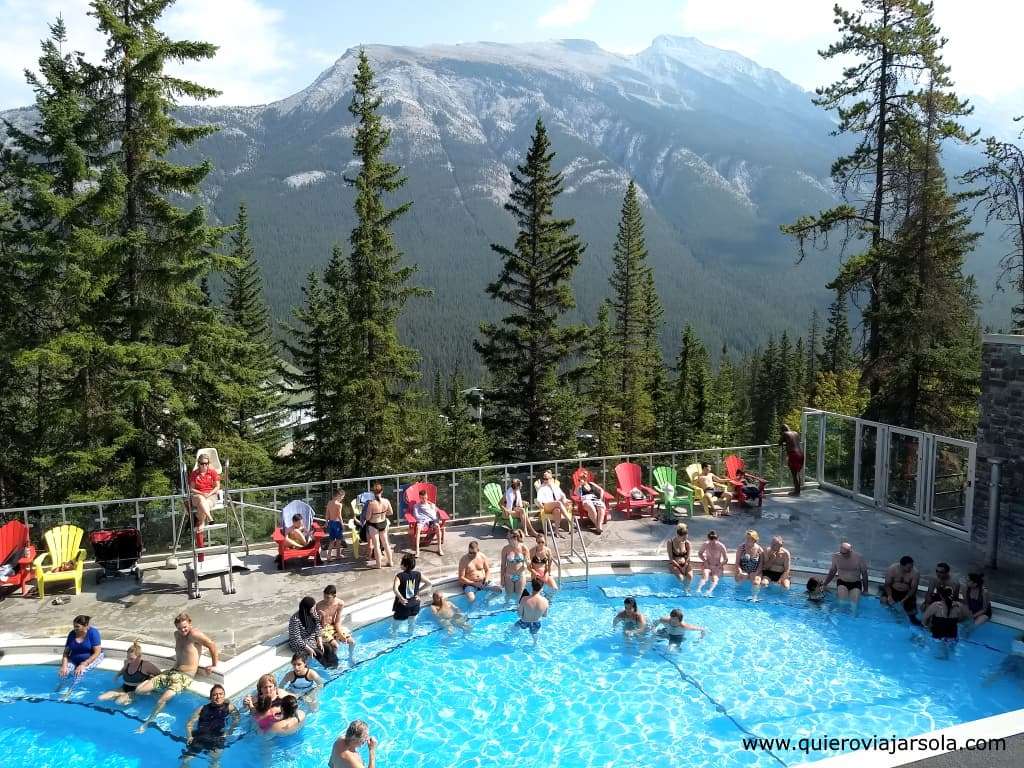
[575,472,608,534]
[189,455,221,532]
[285,513,309,549]
[502,479,538,537]
[697,463,733,517]
[537,471,570,537]
[413,488,444,556]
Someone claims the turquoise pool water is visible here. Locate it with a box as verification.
[1,574,1021,767]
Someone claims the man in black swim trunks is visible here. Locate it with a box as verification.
[879,555,922,625]
[183,684,239,766]
[820,541,868,613]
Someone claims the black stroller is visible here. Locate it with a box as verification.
[89,528,144,584]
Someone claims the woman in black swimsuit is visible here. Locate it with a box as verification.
[98,641,160,705]
[963,572,992,628]
[529,532,559,591]
[923,585,967,650]
[666,524,691,589]
[365,483,394,569]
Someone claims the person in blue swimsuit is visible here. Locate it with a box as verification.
[324,488,347,563]
[500,529,530,601]
[59,615,104,690]
[613,597,648,643]
[183,683,239,767]
[280,652,324,710]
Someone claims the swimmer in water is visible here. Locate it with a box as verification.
[431,592,472,635]
[613,597,647,643]
[652,608,706,651]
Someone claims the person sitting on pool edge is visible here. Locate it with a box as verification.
[879,555,922,625]
[58,615,104,692]
[431,592,472,635]
[761,536,792,590]
[667,524,692,591]
[962,572,992,633]
[317,585,357,665]
[516,578,549,645]
[613,596,647,642]
[923,562,961,609]
[458,540,502,604]
[183,683,239,765]
[652,608,706,650]
[99,640,160,705]
[696,530,728,597]
[734,530,765,601]
[819,541,868,613]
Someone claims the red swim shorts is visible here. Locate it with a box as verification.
[788,452,805,473]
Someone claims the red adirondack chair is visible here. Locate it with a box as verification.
[614,462,657,518]
[403,482,450,554]
[0,520,35,595]
[724,454,766,507]
[570,467,612,527]
[272,500,326,569]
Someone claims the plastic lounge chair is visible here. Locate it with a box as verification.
[403,482,450,554]
[272,500,325,569]
[570,467,612,528]
[33,524,86,598]
[0,520,36,596]
[724,455,766,508]
[485,482,516,532]
[347,495,375,559]
[191,448,226,511]
[533,477,569,531]
[652,466,694,519]
[613,462,657,518]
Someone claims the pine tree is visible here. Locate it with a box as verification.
[775,332,796,426]
[640,267,668,451]
[753,337,778,443]
[670,326,711,449]
[805,309,820,402]
[432,371,491,469]
[608,181,654,450]
[282,272,334,480]
[584,302,621,455]
[792,337,806,416]
[820,292,854,375]
[341,50,428,475]
[782,0,967,398]
[91,0,229,496]
[476,118,587,461]
[869,84,981,435]
[706,352,740,448]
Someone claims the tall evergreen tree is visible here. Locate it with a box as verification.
[608,180,654,449]
[792,336,806,419]
[640,269,670,452]
[782,0,967,398]
[775,332,797,426]
[705,352,741,448]
[341,50,427,475]
[752,337,778,443]
[820,292,855,375]
[90,0,229,496]
[670,325,711,449]
[805,309,820,402]
[584,302,621,455]
[431,371,491,469]
[476,118,587,461]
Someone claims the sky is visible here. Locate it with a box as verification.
[1,0,1021,134]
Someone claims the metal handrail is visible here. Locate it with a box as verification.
[569,516,590,583]
[543,517,562,585]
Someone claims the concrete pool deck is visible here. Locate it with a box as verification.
[1,489,1023,657]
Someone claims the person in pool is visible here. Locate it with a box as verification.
[330,719,377,768]
[652,608,706,650]
[243,673,280,730]
[879,556,922,625]
[923,562,961,609]
[264,694,306,736]
[761,536,792,590]
[183,683,239,767]
[516,578,549,646]
[613,597,647,641]
[922,585,967,657]
[696,530,729,596]
[819,541,868,612]
[99,640,160,705]
[392,553,432,636]
[458,540,501,604]
[805,578,826,603]
[280,652,323,710]
[431,592,472,635]
[529,532,559,592]
[667,524,692,591]
[734,530,765,600]
[500,529,530,600]
[59,615,104,689]
[324,488,347,562]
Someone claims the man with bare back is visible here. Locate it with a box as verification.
[820,542,868,612]
[458,540,501,604]
[135,612,218,733]
[879,555,922,625]
[780,425,803,496]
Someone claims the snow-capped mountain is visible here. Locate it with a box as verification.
[2,36,1003,369]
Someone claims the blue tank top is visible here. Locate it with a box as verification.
[65,627,101,665]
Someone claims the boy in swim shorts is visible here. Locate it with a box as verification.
[317,584,356,664]
[324,489,347,562]
[516,578,549,645]
[653,608,706,650]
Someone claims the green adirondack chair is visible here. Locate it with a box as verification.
[652,466,694,520]
[484,482,516,532]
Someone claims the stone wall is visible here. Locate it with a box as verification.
[974,334,1024,563]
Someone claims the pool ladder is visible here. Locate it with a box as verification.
[543,515,589,585]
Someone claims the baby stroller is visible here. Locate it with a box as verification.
[89,528,144,584]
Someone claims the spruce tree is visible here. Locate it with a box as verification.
[706,352,740,448]
[341,50,427,475]
[805,310,820,402]
[608,180,654,449]
[92,0,229,496]
[640,267,669,451]
[584,302,621,455]
[820,292,854,375]
[476,118,587,461]
[782,0,967,397]
[670,325,711,449]
[775,332,796,426]
[753,337,778,443]
[432,372,491,469]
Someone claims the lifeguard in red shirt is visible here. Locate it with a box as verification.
[189,455,221,532]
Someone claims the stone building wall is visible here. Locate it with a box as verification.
[974,334,1024,563]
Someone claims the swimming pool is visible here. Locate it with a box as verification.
[1,573,1021,767]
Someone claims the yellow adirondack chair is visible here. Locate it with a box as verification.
[684,464,712,513]
[33,524,86,598]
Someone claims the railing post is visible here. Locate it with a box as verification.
[273,488,278,509]
[528,464,535,505]
[757,447,764,480]
[134,500,142,532]
[451,471,457,519]
[240,491,246,538]
[986,458,1004,569]
[169,497,177,554]
[478,469,483,516]
[61,505,68,524]
[305,484,311,505]
[96,503,105,530]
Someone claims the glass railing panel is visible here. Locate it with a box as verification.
[931,442,970,529]
[822,415,856,490]
[886,431,921,514]
[857,425,877,498]
[804,413,822,484]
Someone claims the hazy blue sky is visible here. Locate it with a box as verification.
[1,0,1020,131]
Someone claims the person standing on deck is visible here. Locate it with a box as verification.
[780,425,803,496]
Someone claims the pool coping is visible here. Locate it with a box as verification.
[2,556,1023,768]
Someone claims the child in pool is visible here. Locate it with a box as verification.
[806,577,827,603]
[652,608,706,650]
[280,652,323,711]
